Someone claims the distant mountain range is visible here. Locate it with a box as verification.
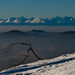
[1,29,75,35]
[0,16,75,25]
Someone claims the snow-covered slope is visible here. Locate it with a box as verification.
[12,19,19,23]
[5,19,10,23]
[25,17,45,23]
[30,17,45,23]
[0,52,75,75]
[0,20,4,23]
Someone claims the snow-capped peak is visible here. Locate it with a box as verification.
[41,20,45,23]
[12,19,19,23]
[25,17,45,23]
[25,19,30,23]
[30,17,41,23]
[0,20,4,23]
[0,16,75,25]
[5,19,10,23]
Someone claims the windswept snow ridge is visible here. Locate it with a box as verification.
[0,52,75,75]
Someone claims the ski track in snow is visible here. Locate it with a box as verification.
[0,52,75,75]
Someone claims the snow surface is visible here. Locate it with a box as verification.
[25,19,30,23]
[25,17,45,23]
[0,20,4,23]
[12,19,19,23]
[5,19,10,23]
[30,17,45,23]
[0,52,75,75]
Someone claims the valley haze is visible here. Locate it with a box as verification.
[0,29,75,71]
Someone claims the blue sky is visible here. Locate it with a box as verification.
[0,0,75,19]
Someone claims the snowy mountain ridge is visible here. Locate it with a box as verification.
[0,16,75,25]
[0,52,75,75]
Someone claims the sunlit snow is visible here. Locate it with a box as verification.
[13,19,19,23]
[5,19,10,23]
[0,52,75,75]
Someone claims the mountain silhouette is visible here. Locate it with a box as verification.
[60,31,75,34]
[0,16,75,25]
[31,29,46,33]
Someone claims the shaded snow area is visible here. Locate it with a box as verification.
[0,52,75,75]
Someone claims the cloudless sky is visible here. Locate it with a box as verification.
[0,0,75,19]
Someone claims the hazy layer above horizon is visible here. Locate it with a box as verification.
[0,26,75,33]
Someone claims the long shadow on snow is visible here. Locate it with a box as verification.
[0,57,75,74]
